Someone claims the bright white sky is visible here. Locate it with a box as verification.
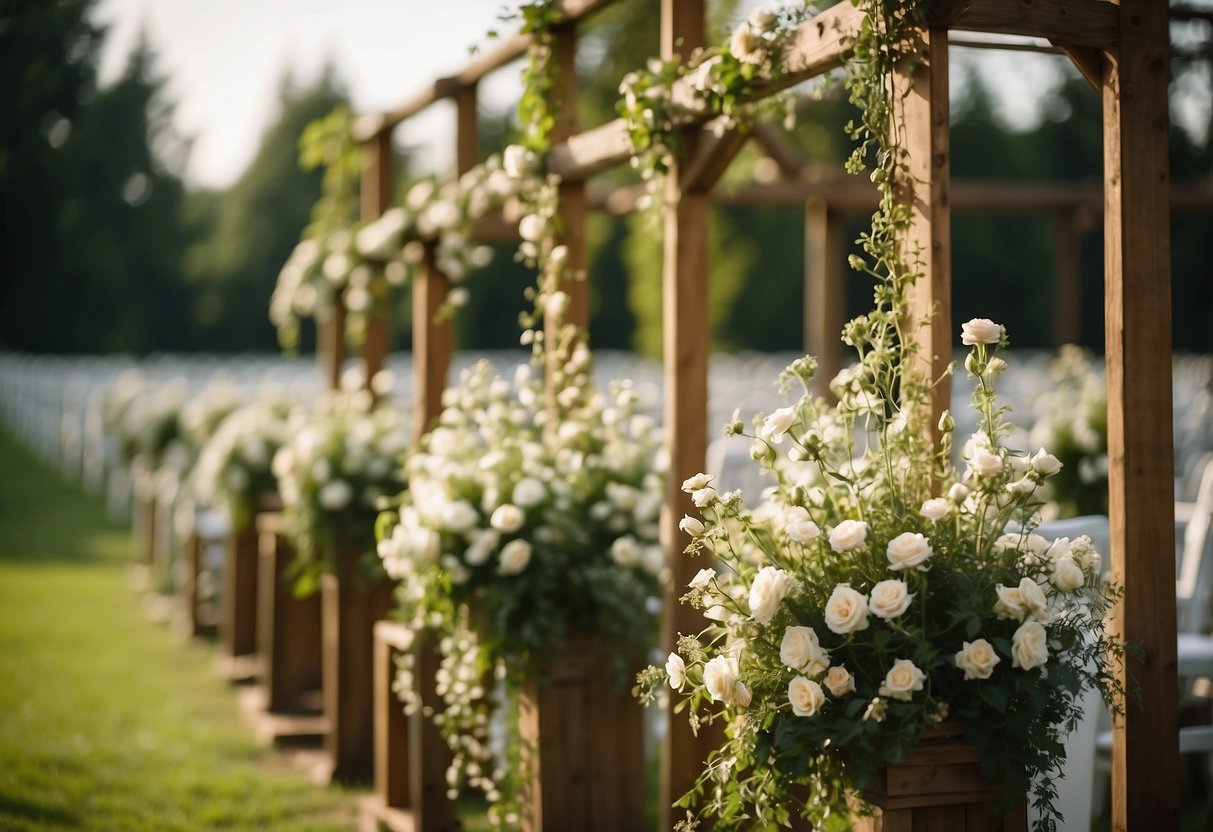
[96,1,1210,189]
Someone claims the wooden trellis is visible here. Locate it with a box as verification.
[343,0,1181,828]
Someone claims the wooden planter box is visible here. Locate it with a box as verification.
[853,729,1027,832]
[517,647,646,832]
[361,622,456,832]
[237,510,326,746]
[318,546,395,783]
[215,495,280,681]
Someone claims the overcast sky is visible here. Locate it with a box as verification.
[95,1,1211,189]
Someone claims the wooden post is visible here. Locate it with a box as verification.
[412,245,453,439]
[544,23,590,424]
[1102,1,1180,827]
[373,622,414,810]
[362,130,395,391]
[804,198,845,394]
[659,1,716,827]
[898,26,951,450]
[1051,211,1083,347]
[454,82,479,176]
[318,301,347,392]
[320,546,395,783]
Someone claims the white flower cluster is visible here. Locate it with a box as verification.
[105,373,193,481]
[272,390,409,566]
[192,396,294,530]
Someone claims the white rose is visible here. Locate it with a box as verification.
[1011,620,1049,670]
[679,515,706,537]
[691,487,717,508]
[441,500,479,533]
[824,665,856,697]
[993,584,1027,621]
[730,22,763,64]
[497,538,533,575]
[788,676,825,717]
[760,406,796,444]
[490,503,525,533]
[878,658,926,701]
[948,483,970,503]
[967,447,1004,478]
[824,585,870,635]
[317,479,352,510]
[748,566,790,624]
[1051,555,1085,592]
[886,532,933,572]
[920,498,950,521]
[502,144,534,178]
[703,655,751,707]
[868,579,913,619]
[464,529,499,566]
[829,520,869,553]
[749,6,778,32]
[681,473,712,492]
[786,519,821,544]
[961,318,1003,346]
[518,213,546,242]
[954,638,1001,680]
[665,652,686,689]
[1016,576,1050,621]
[609,535,640,567]
[512,477,546,508]
[780,626,830,676]
[1030,448,1063,476]
[689,567,716,589]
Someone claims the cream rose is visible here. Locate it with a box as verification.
[665,652,686,689]
[967,447,1004,478]
[1051,555,1085,592]
[609,535,640,567]
[749,566,790,624]
[886,532,932,572]
[679,515,706,537]
[954,638,1001,680]
[878,658,926,701]
[993,584,1026,621]
[961,318,1003,346]
[780,626,830,676]
[689,567,716,589]
[490,503,525,533]
[868,579,913,619]
[761,406,796,443]
[1011,620,1049,670]
[788,676,825,717]
[824,665,856,697]
[681,472,712,492]
[1016,576,1050,620]
[441,500,479,533]
[824,585,870,635]
[512,477,547,508]
[691,487,717,508]
[829,520,869,553]
[920,498,950,521]
[786,519,821,544]
[497,538,532,575]
[703,655,751,707]
[1031,448,1063,476]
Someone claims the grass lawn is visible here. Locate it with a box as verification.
[0,428,362,831]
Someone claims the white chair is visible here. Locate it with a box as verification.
[1177,454,1213,635]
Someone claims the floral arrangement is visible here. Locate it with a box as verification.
[1028,345,1108,519]
[105,373,191,477]
[191,395,295,532]
[271,390,410,593]
[637,308,1123,830]
[375,346,665,827]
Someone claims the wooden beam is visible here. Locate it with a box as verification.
[1057,43,1106,91]
[318,301,346,392]
[411,244,453,440]
[454,82,479,175]
[682,120,749,194]
[361,131,394,394]
[898,26,952,457]
[947,0,1120,50]
[751,122,809,179]
[1103,1,1180,828]
[805,199,845,396]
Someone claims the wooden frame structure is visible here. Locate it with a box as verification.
[343,0,1183,827]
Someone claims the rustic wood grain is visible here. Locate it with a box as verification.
[805,198,845,395]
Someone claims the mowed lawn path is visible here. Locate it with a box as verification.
[0,429,360,831]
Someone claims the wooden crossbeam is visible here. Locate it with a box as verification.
[946,0,1120,50]
[682,119,750,194]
